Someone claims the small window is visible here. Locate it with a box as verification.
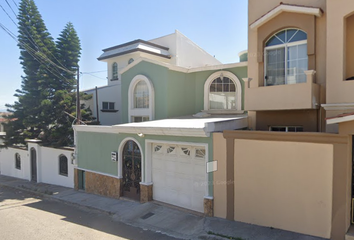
[59,155,68,176]
[128,58,134,64]
[112,62,118,80]
[181,147,191,156]
[167,146,176,154]
[154,145,162,153]
[102,102,117,112]
[195,148,206,159]
[132,116,149,122]
[270,126,303,132]
[15,153,21,170]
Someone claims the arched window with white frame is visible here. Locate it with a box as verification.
[112,62,118,80]
[204,71,242,112]
[128,75,154,122]
[264,28,308,86]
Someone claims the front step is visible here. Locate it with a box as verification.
[346,225,354,240]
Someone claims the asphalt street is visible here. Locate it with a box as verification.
[0,185,179,240]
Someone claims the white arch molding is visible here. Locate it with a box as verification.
[117,137,144,182]
[128,74,155,123]
[203,71,242,111]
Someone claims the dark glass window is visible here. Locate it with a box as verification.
[102,102,115,110]
[112,62,118,80]
[15,153,21,170]
[59,155,68,176]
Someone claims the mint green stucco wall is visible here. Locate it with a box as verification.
[76,131,213,194]
[121,61,247,123]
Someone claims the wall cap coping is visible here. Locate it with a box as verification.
[25,139,42,143]
[223,130,348,145]
[140,182,153,186]
[204,196,214,200]
[250,3,323,30]
[322,103,354,111]
[120,57,247,75]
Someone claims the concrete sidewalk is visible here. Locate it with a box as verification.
[0,175,328,240]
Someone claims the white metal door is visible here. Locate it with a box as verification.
[152,143,206,212]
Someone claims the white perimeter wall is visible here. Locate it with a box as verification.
[0,147,30,180]
[38,146,74,188]
[0,144,74,188]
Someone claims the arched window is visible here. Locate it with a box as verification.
[134,81,149,108]
[209,76,236,110]
[265,29,308,86]
[112,62,118,80]
[128,75,154,122]
[59,155,68,176]
[128,58,134,64]
[204,71,242,111]
[15,153,21,170]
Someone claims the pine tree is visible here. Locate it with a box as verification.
[6,0,57,146]
[47,22,95,147]
[5,1,95,147]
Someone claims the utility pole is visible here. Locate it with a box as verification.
[76,67,81,125]
[95,86,100,124]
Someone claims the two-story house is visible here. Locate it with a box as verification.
[84,30,224,126]
[74,31,248,215]
[245,1,325,133]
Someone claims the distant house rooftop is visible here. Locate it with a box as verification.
[97,39,171,61]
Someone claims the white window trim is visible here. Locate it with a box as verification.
[269,126,303,132]
[117,137,144,180]
[128,74,155,123]
[203,71,242,112]
[264,29,308,86]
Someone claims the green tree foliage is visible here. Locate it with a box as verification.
[4,0,95,148]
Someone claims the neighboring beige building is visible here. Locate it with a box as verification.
[246,0,326,132]
[211,1,354,239]
[246,0,354,134]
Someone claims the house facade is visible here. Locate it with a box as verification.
[74,32,248,214]
[245,0,326,132]
[214,0,354,239]
[84,30,223,126]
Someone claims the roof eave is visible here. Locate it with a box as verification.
[250,4,323,30]
[97,49,171,61]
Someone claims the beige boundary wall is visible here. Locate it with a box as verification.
[213,131,350,240]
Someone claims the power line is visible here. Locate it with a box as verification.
[0,0,75,75]
[0,21,66,82]
[4,0,16,17]
[82,70,107,74]
[82,72,106,80]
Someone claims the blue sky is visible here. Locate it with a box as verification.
[0,0,248,111]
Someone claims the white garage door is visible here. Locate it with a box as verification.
[152,143,206,213]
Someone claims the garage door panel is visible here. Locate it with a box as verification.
[192,193,205,212]
[177,162,193,174]
[152,143,206,213]
[152,158,164,170]
[193,164,206,177]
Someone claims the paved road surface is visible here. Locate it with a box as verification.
[0,185,180,240]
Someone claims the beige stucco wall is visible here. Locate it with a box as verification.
[247,0,326,129]
[327,0,354,104]
[256,109,318,132]
[233,139,333,238]
[212,133,227,218]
